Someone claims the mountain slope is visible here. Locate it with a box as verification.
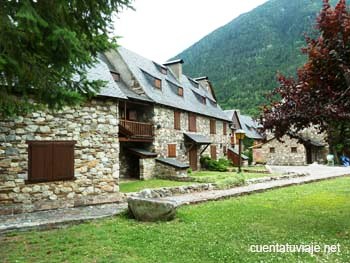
[174,0,335,115]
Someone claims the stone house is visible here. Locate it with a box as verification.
[0,47,231,214]
[251,132,328,165]
[105,47,231,177]
[0,59,126,214]
[225,110,264,165]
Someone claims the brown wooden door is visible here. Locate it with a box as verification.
[189,146,198,171]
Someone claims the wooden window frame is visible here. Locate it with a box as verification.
[269,147,275,154]
[223,122,227,135]
[110,71,120,82]
[188,113,197,132]
[223,145,227,156]
[291,147,298,153]
[210,119,216,134]
[174,111,181,130]
[178,87,184,96]
[168,144,177,158]
[27,140,76,183]
[154,78,162,89]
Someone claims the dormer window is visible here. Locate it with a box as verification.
[110,71,120,82]
[153,62,168,75]
[201,96,206,105]
[141,69,162,90]
[154,78,162,89]
[167,80,184,97]
[178,87,184,96]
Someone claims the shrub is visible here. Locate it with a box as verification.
[187,168,192,174]
[200,155,228,172]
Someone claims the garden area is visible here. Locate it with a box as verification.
[120,157,273,193]
[1,177,349,262]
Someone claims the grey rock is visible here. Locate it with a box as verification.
[128,197,177,222]
[5,147,19,156]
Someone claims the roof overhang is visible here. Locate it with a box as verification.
[184,133,211,144]
[127,148,157,158]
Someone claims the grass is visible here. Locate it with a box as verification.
[1,177,349,262]
[119,179,194,193]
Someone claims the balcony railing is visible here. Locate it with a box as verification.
[119,119,154,138]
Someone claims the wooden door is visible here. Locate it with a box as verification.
[189,145,198,171]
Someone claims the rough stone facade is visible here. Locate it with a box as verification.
[258,136,307,165]
[154,161,188,178]
[0,99,122,215]
[152,105,230,170]
[139,158,156,180]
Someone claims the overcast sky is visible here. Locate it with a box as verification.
[114,0,269,63]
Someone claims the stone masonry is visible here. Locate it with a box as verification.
[0,99,122,215]
[152,105,230,169]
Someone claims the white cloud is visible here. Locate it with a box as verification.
[114,0,268,62]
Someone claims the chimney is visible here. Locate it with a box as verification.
[194,76,209,91]
[164,59,184,81]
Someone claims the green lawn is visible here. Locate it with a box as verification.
[2,177,349,262]
[119,179,194,193]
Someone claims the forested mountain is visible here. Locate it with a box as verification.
[173,0,337,116]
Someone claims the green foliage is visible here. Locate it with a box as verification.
[119,179,193,193]
[1,178,350,262]
[0,0,132,117]
[200,155,229,172]
[187,168,192,174]
[174,0,338,116]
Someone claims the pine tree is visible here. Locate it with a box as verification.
[0,0,132,117]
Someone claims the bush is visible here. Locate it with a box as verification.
[187,168,192,174]
[200,155,229,172]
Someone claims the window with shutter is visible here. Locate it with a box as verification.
[27,141,75,183]
[210,145,217,160]
[223,122,227,135]
[174,111,181,130]
[168,144,177,158]
[188,113,196,132]
[210,119,216,134]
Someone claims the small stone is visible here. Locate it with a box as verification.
[21,187,32,193]
[39,126,51,133]
[49,195,58,200]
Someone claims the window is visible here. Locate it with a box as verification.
[174,111,181,130]
[110,71,120,82]
[27,141,75,183]
[291,147,297,153]
[168,144,177,158]
[201,96,206,105]
[223,146,227,156]
[128,110,137,121]
[223,122,227,135]
[188,113,197,132]
[178,87,184,96]
[210,145,217,160]
[210,119,216,134]
[269,147,275,153]
[154,78,162,89]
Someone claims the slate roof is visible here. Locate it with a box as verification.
[156,158,190,169]
[85,58,127,100]
[228,147,249,160]
[225,110,263,139]
[184,133,211,144]
[116,47,230,121]
[127,148,158,158]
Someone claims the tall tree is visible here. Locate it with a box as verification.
[0,0,132,117]
[262,0,350,159]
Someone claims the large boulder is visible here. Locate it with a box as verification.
[127,197,177,222]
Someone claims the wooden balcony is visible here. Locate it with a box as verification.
[119,119,154,142]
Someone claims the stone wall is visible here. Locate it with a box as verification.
[139,158,156,180]
[154,161,188,178]
[0,99,122,215]
[152,106,230,169]
[259,136,306,165]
